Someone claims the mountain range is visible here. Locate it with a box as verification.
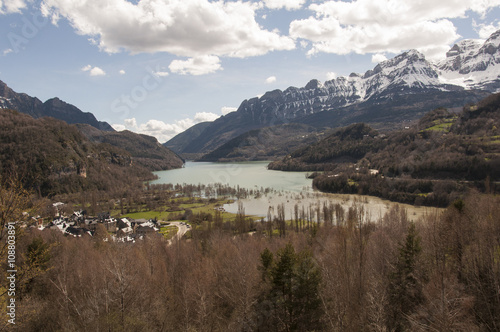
[166,29,500,158]
[0,80,114,131]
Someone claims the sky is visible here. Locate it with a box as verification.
[1,0,500,143]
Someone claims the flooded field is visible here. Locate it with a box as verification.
[224,191,442,222]
[153,161,443,222]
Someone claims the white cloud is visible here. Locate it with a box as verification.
[3,48,13,56]
[326,72,337,80]
[221,106,237,115]
[112,112,221,143]
[124,118,137,127]
[194,112,219,122]
[264,0,306,10]
[371,53,387,63]
[289,0,500,58]
[474,21,500,38]
[265,76,277,84]
[154,71,169,77]
[112,124,126,131]
[0,0,26,14]
[169,55,222,75]
[82,64,106,76]
[41,0,295,59]
[90,67,106,76]
[119,69,126,75]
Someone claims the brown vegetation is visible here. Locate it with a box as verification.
[1,186,499,331]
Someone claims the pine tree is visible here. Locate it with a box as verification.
[387,222,425,331]
[256,243,323,331]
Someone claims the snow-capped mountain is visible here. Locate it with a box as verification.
[172,29,500,154]
[436,30,500,92]
[234,33,500,127]
[232,49,447,126]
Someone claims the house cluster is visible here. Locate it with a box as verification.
[43,204,161,242]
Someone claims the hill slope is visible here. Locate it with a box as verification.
[76,124,184,171]
[198,123,324,162]
[164,122,212,154]
[268,123,381,171]
[0,110,169,196]
[270,93,500,206]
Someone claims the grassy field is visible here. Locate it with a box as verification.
[118,197,255,223]
[121,210,169,220]
[159,226,178,240]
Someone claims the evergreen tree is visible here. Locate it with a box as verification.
[387,222,425,331]
[256,243,323,331]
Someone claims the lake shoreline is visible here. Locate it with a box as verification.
[152,161,443,222]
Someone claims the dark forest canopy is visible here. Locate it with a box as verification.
[0,110,182,196]
[76,124,184,171]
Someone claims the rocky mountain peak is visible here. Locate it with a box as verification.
[382,49,427,68]
[0,80,9,93]
[363,49,430,80]
[446,39,483,58]
[260,89,284,101]
[479,29,500,55]
[0,80,24,99]
[437,29,500,91]
[305,79,323,90]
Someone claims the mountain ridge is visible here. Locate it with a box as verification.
[168,29,500,156]
[0,80,114,131]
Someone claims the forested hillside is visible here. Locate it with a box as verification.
[199,123,324,162]
[76,124,184,171]
[0,110,159,196]
[268,123,382,171]
[270,93,500,206]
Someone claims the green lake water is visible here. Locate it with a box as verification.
[151,161,312,193]
[151,161,440,221]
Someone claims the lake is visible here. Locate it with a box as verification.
[151,161,441,222]
[151,161,313,192]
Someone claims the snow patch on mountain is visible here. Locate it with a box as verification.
[436,30,500,92]
[310,29,500,108]
[236,29,500,124]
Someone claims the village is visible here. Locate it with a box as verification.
[36,202,191,242]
